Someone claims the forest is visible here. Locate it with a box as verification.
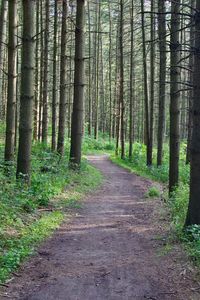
[0,0,200,298]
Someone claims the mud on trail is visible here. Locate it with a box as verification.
[1,155,199,300]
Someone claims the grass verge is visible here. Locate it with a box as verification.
[0,143,103,283]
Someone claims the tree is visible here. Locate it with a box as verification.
[169,0,181,194]
[129,0,134,159]
[0,0,8,87]
[141,0,151,166]
[149,0,155,166]
[51,0,58,151]
[42,0,49,144]
[4,0,17,161]
[119,0,125,159]
[16,0,36,181]
[69,0,85,166]
[57,0,68,156]
[157,0,166,166]
[185,0,200,226]
[33,0,40,141]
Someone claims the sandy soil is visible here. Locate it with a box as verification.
[0,155,199,300]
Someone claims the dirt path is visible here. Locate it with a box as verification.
[1,155,199,300]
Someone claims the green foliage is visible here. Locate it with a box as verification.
[182,225,200,264]
[0,141,103,283]
[145,186,160,198]
[0,212,63,282]
[82,134,115,154]
[167,183,189,232]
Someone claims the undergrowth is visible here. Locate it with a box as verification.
[0,141,103,283]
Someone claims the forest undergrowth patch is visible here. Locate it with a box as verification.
[0,142,103,283]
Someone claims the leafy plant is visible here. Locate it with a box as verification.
[145,186,160,198]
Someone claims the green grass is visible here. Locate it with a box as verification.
[82,133,116,155]
[145,186,161,198]
[0,139,103,283]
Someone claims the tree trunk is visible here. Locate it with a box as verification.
[108,2,112,141]
[186,0,195,164]
[120,0,125,159]
[169,0,181,194]
[5,0,17,161]
[141,0,151,166]
[57,0,68,156]
[149,0,155,166]
[16,0,36,182]
[185,0,200,226]
[42,0,49,144]
[51,0,58,151]
[94,1,100,140]
[38,0,43,141]
[69,0,85,166]
[87,1,92,136]
[33,0,40,141]
[0,0,8,104]
[157,0,166,166]
[129,0,134,159]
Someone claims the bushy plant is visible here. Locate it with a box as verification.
[145,186,160,198]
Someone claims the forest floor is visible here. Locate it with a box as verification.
[0,155,199,300]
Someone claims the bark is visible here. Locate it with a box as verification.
[141,0,151,166]
[108,2,112,141]
[87,1,92,136]
[186,0,195,164]
[185,0,200,226]
[51,0,58,151]
[94,1,100,140]
[0,0,8,95]
[4,0,17,161]
[157,0,166,166]
[120,0,125,159]
[38,0,43,141]
[169,0,181,194]
[129,0,134,159]
[57,0,68,156]
[33,0,40,141]
[69,0,85,166]
[149,0,155,166]
[16,0,36,182]
[42,0,49,144]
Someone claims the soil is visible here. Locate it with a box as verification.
[1,155,199,300]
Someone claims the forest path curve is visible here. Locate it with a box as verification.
[1,155,199,300]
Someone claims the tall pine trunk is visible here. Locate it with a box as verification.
[129,0,134,159]
[157,0,166,166]
[185,0,200,226]
[141,0,151,166]
[33,0,40,141]
[186,0,195,164]
[169,0,181,193]
[42,0,49,144]
[120,0,125,159]
[149,0,155,166]
[0,0,8,96]
[69,0,85,166]
[57,0,68,155]
[16,0,36,182]
[51,0,58,151]
[5,0,17,161]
